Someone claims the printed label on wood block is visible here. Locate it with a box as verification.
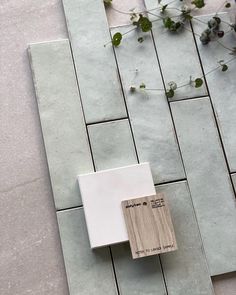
[122,193,177,259]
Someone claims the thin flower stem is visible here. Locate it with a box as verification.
[143,57,236,93]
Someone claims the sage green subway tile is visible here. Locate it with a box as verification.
[57,208,117,295]
[144,0,207,100]
[62,0,127,123]
[156,181,214,295]
[88,119,137,171]
[29,40,93,210]
[171,97,236,276]
[111,243,167,295]
[192,13,236,172]
[111,26,185,184]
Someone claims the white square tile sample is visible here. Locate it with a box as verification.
[78,163,155,248]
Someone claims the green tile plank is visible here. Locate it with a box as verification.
[111,27,185,184]
[29,40,93,210]
[144,0,207,101]
[171,97,236,276]
[57,208,118,295]
[156,181,214,295]
[62,0,127,123]
[88,120,138,171]
[111,243,167,295]
[192,13,236,172]
[89,119,167,294]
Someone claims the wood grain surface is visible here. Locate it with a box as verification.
[122,193,177,259]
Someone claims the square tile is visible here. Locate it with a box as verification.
[77,163,155,248]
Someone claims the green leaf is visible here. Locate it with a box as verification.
[195,78,203,88]
[161,4,168,13]
[166,89,175,98]
[104,0,112,6]
[191,0,205,9]
[225,2,231,8]
[130,86,136,92]
[139,83,146,89]
[139,16,152,32]
[163,17,173,29]
[138,37,144,43]
[163,17,182,31]
[222,64,228,72]
[112,32,122,47]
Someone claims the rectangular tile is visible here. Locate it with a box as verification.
[144,0,207,100]
[111,27,185,184]
[57,208,117,295]
[192,13,236,172]
[89,119,166,294]
[88,119,137,170]
[62,0,127,123]
[171,97,236,276]
[156,181,214,295]
[29,40,93,210]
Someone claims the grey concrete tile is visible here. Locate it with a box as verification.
[144,0,208,100]
[29,40,94,210]
[111,243,167,295]
[0,1,69,294]
[171,97,236,276]
[112,26,185,184]
[0,0,67,195]
[212,272,236,295]
[57,208,117,295]
[0,178,69,295]
[88,119,137,171]
[192,13,236,172]
[156,181,214,295]
[62,0,127,123]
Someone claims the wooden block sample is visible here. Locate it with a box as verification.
[122,193,177,259]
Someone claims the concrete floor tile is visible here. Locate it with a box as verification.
[212,272,236,295]
[0,178,69,295]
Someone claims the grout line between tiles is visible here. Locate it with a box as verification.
[87,117,128,126]
[190,21,236,200]
[57,205,83,213]
[169,94,209,103]
[155,178,187,186]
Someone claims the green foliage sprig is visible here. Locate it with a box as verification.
[104,0,236,98]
